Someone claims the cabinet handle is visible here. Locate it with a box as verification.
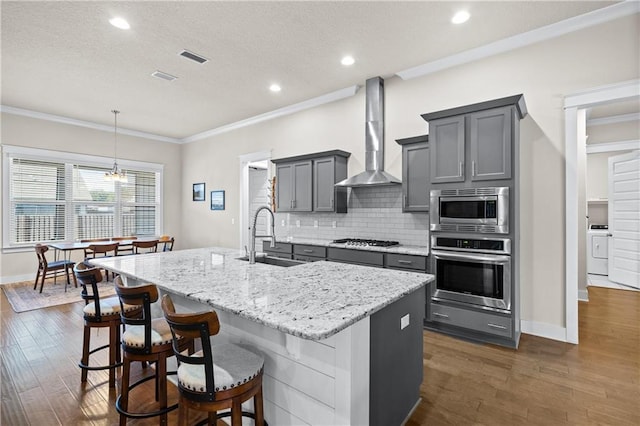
[397,260,413,265]
[303,249,314,253]
[487,323,507,330]
[459,162,463,177]
[433,312,449,319]
[290,200,293,209]
[404,195,407,207]
[472,161,476,176]
[331,199,334,208]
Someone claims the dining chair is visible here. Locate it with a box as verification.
[161,294,266,426]
[81,237,111,258]
[160,236,175,252]
[86,242,119,280]
[132,239,159,254]
[34,244,77,293]
[112,236,137,256]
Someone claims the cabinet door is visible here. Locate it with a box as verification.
[429,116,465,183]
[275,163,293,212]
[313,157,335,212]
[402,142,429,211]
[292,161,312,211]
[469,107,512,181]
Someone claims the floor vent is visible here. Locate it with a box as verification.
[179,50,208,64]
[151,70,178,82]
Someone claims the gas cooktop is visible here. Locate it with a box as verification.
[332,238,400,247]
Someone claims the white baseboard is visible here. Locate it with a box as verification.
[1,274,34,285]
[521,320,568,343]
[578,288,589,302]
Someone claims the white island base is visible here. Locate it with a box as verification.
[157,287,425,426]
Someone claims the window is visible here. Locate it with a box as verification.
[3,146,163,248]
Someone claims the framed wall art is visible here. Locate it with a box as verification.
[192,183,205,201]
[210,190,225,210]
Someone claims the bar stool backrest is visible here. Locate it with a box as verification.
[114,277,158,355]
[74,262,106,319]
[161,294,220,403]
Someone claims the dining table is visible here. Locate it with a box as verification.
[49,237,171,264]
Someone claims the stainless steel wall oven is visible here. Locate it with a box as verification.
[430,187,509,234]
[431,235,512,312]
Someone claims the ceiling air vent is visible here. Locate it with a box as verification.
[151,70,178,82]
[179,49,209,64]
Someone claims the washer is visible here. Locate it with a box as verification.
[587,225,609,275]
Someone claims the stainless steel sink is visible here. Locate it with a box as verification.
[236,255,305,267]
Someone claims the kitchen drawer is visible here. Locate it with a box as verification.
[431,303,512,338]
[386,254,427,272]
[262,241,292,254]
[294,244,327,258]
[294,255,324,262]
[327,247,384,267]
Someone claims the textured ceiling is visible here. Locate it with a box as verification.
[1,1,620,139]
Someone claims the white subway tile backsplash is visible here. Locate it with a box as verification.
[274,186,429,246]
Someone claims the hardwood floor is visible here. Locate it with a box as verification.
[1,285,638,425]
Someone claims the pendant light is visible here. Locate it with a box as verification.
[104,109,128,182]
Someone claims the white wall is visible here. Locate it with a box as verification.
[0,113,183,282]
[180,14,639,335]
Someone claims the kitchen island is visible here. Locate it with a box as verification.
[90,247,433,426]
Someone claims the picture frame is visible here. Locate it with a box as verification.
[210,190,225,210]
[192,183,205,201]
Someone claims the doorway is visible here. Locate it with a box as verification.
[564,79,640,343]
[238,151,271,250]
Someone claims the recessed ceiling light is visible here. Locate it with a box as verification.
[341,56,355,66]
[109,17,130,30]
[451,10,470,24]
[269,84,281,92]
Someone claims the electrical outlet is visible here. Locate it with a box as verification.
[231,218,235,225]
[332,221,337,228]
[400,314,410,330]
[296,220,300,228]
[313,220,318,228]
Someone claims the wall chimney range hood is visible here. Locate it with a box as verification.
[335,76,401,187]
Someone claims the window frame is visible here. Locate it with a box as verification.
[2,145,164,250]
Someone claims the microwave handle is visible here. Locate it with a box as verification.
[431,249,511,264]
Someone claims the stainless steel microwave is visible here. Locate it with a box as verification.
[430,187,509,234]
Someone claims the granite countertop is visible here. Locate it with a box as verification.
[89,247,433,341]
[262,237,431,256]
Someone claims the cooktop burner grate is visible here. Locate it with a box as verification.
[332,238,400,247]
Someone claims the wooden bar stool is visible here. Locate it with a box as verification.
[161,294,267,426]
[114,278,193,425]
[73,262,136,388]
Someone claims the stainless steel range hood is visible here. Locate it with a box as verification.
[335,76,401,187]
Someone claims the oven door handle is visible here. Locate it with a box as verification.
[431,249,511,264]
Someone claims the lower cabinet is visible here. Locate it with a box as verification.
[293,244,326,262]
[327,247,384,267]
[262,241,293,259]
[430,303,512,338]
[386,253,427,272]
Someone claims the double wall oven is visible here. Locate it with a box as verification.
[429,186,513,313]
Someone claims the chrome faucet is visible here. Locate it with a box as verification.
[250,206,276,264]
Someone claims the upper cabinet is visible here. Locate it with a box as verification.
[396,135,430,212]
[422,94,527,185]
[272,150,349,213]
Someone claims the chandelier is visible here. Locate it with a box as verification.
[104,109,128,182]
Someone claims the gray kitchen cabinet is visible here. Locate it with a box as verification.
[430,303,512,339]
[429,116,465,184]
[469,107,512,181]
[422,95,526,185]
[386,253,427,272]
[327,247,384,267]
[396,135,430,212]
[262,240,293,259]
[313,156,348,213]
[274,160,312,212]
[272,150,350,213]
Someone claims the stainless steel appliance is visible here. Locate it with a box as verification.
[430,187,509,234]
[431,234,512,312]
[332,238,399,247]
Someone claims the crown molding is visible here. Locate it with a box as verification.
[182,85,359,143]
[0,105,183,144]
[396,1,640,80]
